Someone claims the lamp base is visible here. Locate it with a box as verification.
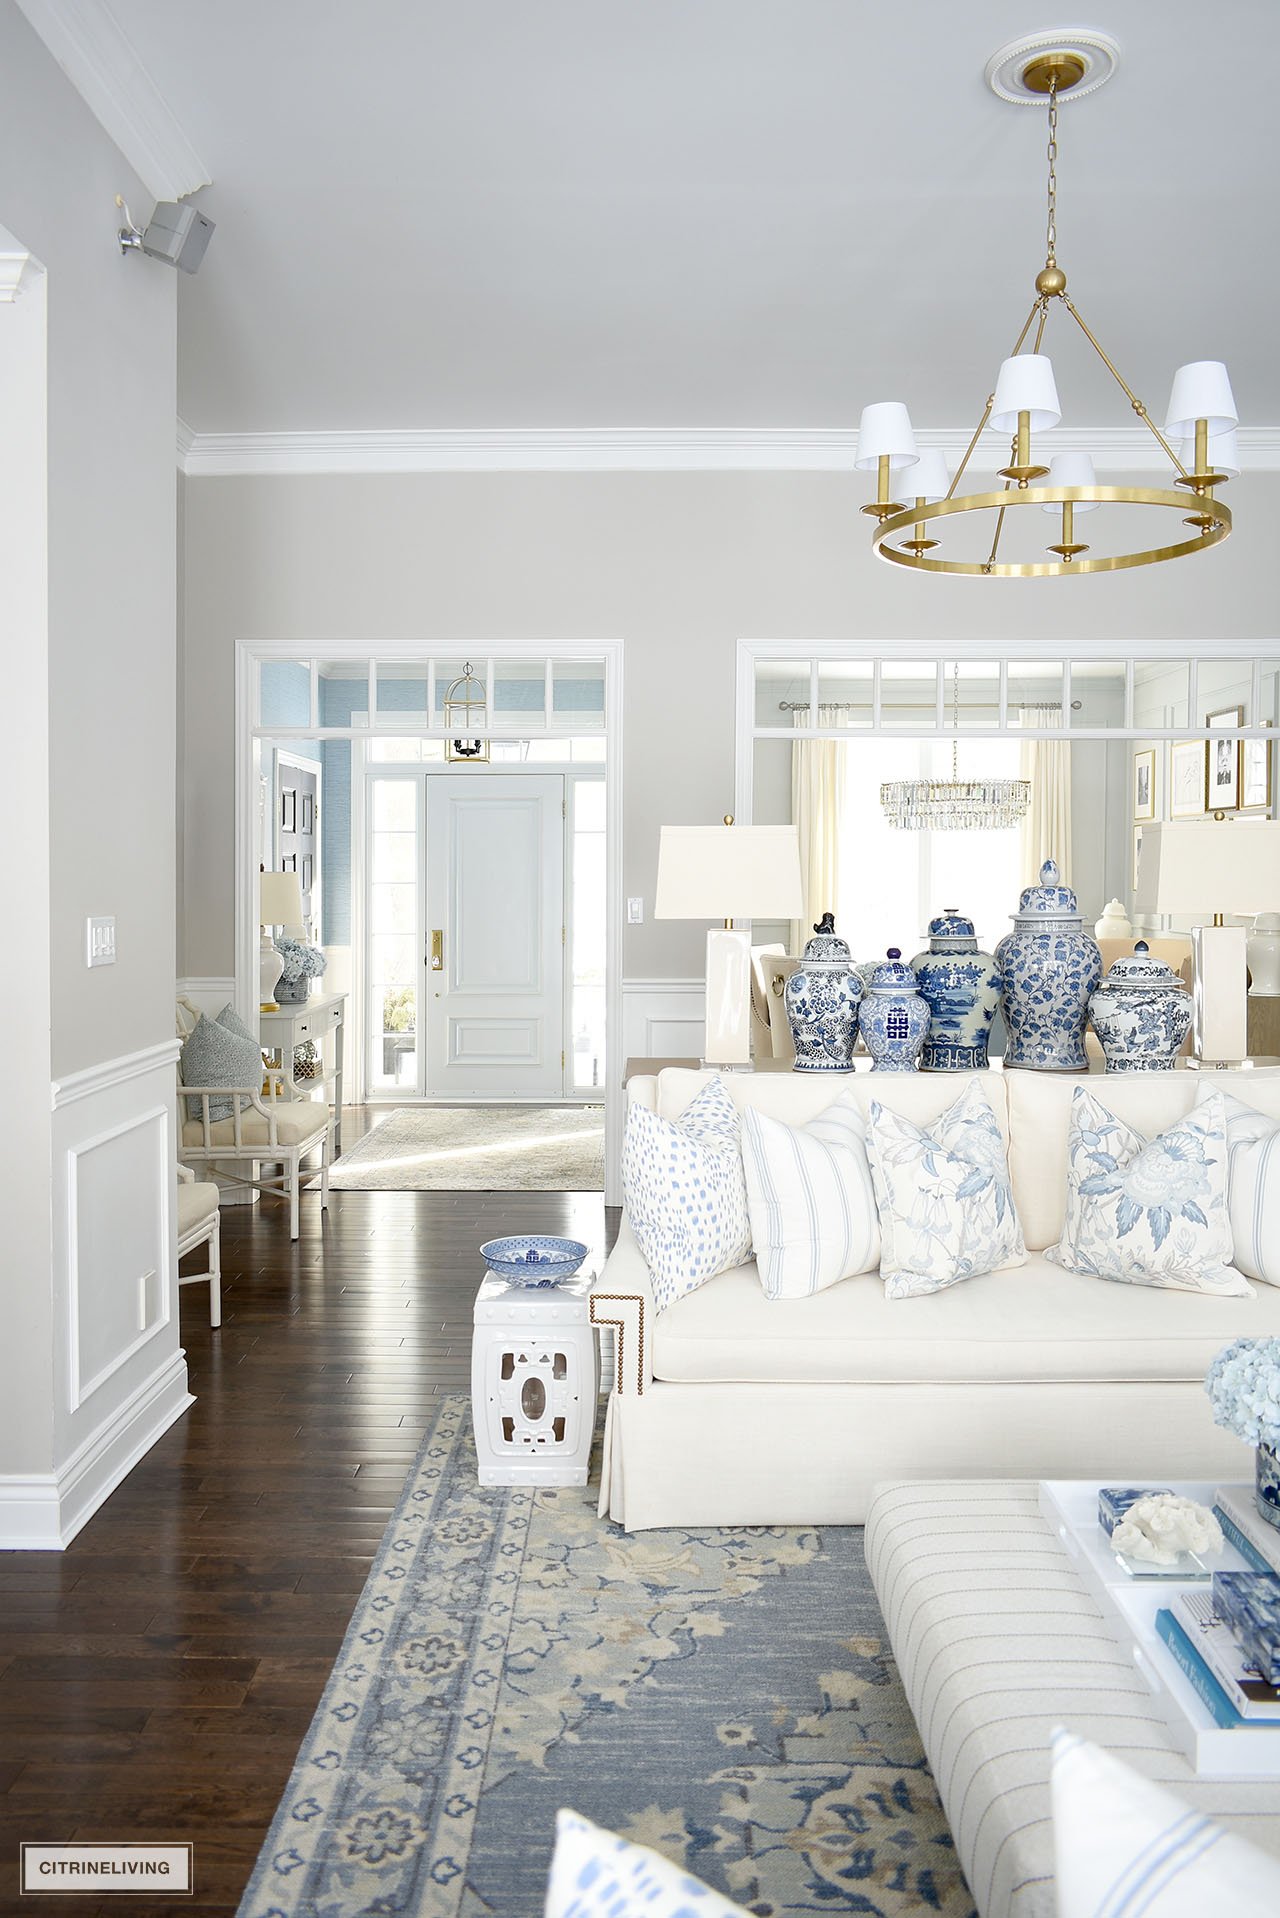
[703,926,752,1068]
[1192,922,1248,1064]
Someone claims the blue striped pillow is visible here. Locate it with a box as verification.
[741,1092,880,1299]
[1051,1729,1280,1914]
[1194,1084,1280,1288]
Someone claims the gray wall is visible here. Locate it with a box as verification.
[0,2,177,1475]
[181,468,1280,984]
[2,5,177,1076]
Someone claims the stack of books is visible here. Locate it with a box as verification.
[1155,1489,1280,1730]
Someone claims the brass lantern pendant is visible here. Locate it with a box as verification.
[444,663,490,762]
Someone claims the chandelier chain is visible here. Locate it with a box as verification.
[1045,78,1058,266]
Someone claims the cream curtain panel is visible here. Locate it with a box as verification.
[790,706,847,953]
[1019,704,1072,882]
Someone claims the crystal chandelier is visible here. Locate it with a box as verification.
[880,664,1030,831]
[856,32,1238,577]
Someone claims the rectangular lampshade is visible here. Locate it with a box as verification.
[259,869,304,926]
[654,824,804,922]
[1134,822,1280,918]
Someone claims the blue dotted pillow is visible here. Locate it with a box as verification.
[545,1809,752,1917]
[180,1011,263,1124]
[621,1076,751,1313]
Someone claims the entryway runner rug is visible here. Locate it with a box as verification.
[237,1397,975,1918]
[327,1106,605,1192]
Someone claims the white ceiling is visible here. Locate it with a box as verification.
[60,2,1280,437]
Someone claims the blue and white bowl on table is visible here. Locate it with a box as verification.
[480,1235,590,1286]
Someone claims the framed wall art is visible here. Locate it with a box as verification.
[1205,706,1243,812]
[1243,723,1274,813]
[1169,739,1207,819]
[1132,748,1156,822]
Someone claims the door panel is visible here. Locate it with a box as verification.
[426,775,565,1096]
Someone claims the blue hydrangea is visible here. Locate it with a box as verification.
[275,935,327,983]
[1205,1337,1280,1450]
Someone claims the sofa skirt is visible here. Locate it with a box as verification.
[596,1378,1252,1531]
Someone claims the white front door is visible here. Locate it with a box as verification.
[425,774,566,1097]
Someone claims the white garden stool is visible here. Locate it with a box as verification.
[471,1268,600,1487]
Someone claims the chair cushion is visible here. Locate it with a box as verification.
[179,1011,263,1123]
[181,1104,329,1149]
[649,1253,1280,1386]
[176,1181,220,1235]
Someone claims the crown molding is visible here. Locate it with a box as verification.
[16,0,210,202]
[0,250,38,302]
[175,423,1280,479]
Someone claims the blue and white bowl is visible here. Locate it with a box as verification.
[479,1234,589,1285]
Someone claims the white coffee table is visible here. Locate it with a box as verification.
[866,1481,1280,1918]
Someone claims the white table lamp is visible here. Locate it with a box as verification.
[1133,821,1280,1061]
[654,819,804,1066]
[259,869,305,1008]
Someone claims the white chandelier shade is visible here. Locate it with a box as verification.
[900,445,950,502]
[854,402,919,472]
[1165,361,1238,439]
[1041,451,1100,513]
[1179,427,1240,479]
[990,353,1062,433]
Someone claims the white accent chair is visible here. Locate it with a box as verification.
[176,998,331,1240]
[176,1164,222,1327]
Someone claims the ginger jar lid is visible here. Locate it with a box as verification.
[1012,857,1083,926]
[802,911,852,965]
[927,906,978,950]
[1095,940,1188,995]
[869,948,919,991]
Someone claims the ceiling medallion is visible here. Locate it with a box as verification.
[856,31,1237,577]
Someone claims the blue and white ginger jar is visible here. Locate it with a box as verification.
[859,949,930,1073]
[995,858,1102,1071]
[911,907,1001,1072]
[784,913,864,1073]
[1087,942,1192,1073]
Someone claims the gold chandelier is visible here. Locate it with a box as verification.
[857,37,1238,577]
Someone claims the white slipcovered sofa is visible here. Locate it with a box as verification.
[591,1066,1280,1531]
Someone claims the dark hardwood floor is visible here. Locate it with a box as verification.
[0,1112,616,1915]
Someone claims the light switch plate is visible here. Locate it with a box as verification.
[87,916,116,966]
[627,897,644,924]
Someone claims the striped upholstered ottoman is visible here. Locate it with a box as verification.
[865,1482,1280,1918]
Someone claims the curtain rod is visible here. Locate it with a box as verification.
[777,698,1078,712]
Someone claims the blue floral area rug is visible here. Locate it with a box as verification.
[238,1398,975,1918]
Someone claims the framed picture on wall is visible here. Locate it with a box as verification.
[1243,724,1274,813]
[1206,705,1243,811]
[1132,748,1156,822]
[1169,739,1207,819]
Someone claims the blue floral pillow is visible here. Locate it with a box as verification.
[1047,1087,1251,1294]
[621,1077,752,1313]
[545,1809,751,1918]
[866,1081,1025,1299]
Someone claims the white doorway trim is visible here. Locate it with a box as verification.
[234,638,624,1202]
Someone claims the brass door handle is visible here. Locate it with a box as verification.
[429,929,444,972]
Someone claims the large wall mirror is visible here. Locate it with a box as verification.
[743,648,1280,987]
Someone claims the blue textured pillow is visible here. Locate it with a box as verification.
[621,1077,752,1313]
[180,1012,262,1123]
[545,1809,751,1918]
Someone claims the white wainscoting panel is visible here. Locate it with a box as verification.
[177,976,237,1019]
[6,1041,195,1549]
[620,978,706,1063]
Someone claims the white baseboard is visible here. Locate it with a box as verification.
[0,1350,193,1550]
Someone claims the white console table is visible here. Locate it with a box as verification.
[260,991,347,1160]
